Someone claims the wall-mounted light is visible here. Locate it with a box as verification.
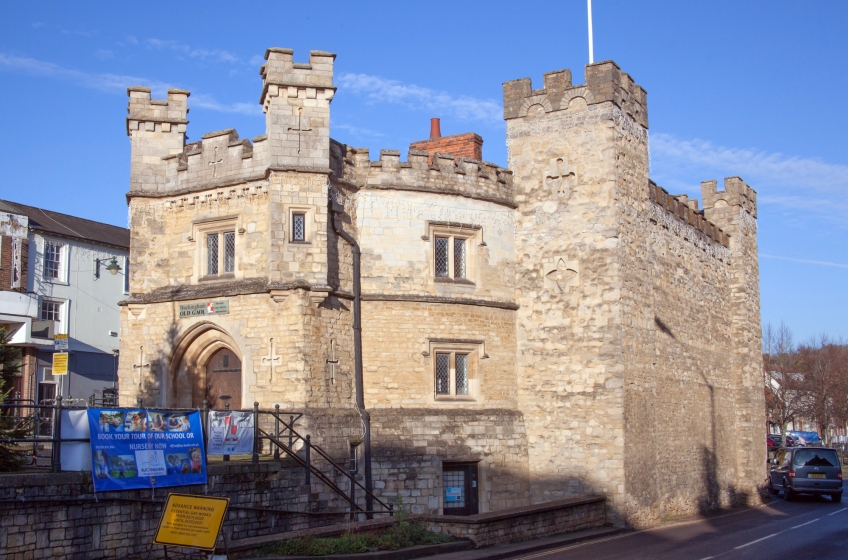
[94,257,122,279]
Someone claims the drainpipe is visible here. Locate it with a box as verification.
[331,202,374,517]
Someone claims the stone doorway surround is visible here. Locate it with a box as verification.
[168,321,243,408]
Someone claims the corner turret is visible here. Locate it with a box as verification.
[260,48,335,171]
[503,60,647,128]
[126,87,189,192]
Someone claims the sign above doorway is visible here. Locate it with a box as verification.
[178,301,229,318]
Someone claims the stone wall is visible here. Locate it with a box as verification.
[370,409,530,515]
[0,461,354,560]
[508,88,629,514]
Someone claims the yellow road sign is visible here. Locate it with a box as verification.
[52,352,68,375]
[153,493,229,551]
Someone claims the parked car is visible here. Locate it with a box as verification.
[768,447,843,502]
[768,434,783,446]
[767,435,781,449]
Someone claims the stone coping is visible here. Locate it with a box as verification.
[424,496,605,525]
[241,540,473,560]
[0,459,291,488]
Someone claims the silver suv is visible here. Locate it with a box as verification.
[768,447,843,502]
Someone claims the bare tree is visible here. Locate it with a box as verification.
[762,322,804,439]
[796,335,847,445]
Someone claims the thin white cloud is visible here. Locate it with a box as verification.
[191,93,261,116]
[94,49,115,61]
[334,123,386,138]
[145,38,244,65]
[0,53,258,115]
[761,254,848,270]
[651,133,848,195]
[337,73,502,124]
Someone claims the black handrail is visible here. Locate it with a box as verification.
[262,411,392,515]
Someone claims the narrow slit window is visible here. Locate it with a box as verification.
[223,232,235,273]
[207,234,219,275]
[436,353,451,394]
[435,237,449,277]
[292,213,306,242]
[454,238,466,279]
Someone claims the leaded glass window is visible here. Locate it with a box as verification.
[224,232,235,273]
[206,234,219,275]
[292,213,306,242]
[436,353,450,394]
[453,239,466,279]
[44,241,62,279]
[455,354,468,395]
[435,237,449,277]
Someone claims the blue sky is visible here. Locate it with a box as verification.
[0,1,845,343]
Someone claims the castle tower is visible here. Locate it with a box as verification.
[701,177,764,502]
[126,87,189,193]
[505,61,649,517]
[260,48,335,170]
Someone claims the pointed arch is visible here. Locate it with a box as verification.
[168,321,242,408]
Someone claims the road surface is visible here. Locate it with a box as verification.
[512,485,847,560]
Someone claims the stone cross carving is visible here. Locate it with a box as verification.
[208,146,223,178]
[545,258,578,292]
[546,157,575,198]
[287,108,312,154]
[326,339,339,385]
[261,337,282,382]
[132,346,150,387]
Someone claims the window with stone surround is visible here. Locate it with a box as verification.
[286,206,316,245]
[193,216,239,282]
[427,339,484,402]
[426,222,479,284]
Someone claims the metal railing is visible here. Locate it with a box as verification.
[1,397,393,519]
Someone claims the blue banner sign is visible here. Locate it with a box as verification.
[87,408,207,492]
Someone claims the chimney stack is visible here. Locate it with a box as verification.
[429,118,441,139]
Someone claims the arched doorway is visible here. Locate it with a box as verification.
[168,322,243,409]
[206,348,242,409]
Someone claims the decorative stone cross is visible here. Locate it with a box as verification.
[287,108,312,154]
[546,157,575,198]
[132,346,150,388]
[545,258,578,292]
[208,146,223,177]
[261,337,282,382]
[326,339,339,385]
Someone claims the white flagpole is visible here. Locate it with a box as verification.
[587,0,595,64]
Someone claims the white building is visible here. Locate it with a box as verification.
[0,200,129,405]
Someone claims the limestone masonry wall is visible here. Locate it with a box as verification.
[116,46,763,532]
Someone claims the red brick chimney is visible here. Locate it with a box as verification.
[410,118,483,162]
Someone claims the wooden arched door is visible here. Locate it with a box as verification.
[206,348,242,409]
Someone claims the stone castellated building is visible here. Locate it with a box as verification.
[118,47,764,526]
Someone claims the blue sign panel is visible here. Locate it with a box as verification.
[87,408,207,492]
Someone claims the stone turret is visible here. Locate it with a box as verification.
[126,87,189,192]
[260,48,335,171]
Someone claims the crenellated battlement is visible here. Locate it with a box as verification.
[503,60,648,128]
[259,48,335,108]
[126,87,189,135]
[649,181,729,248]
[701,177,757,218]
[333,143,514,207]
